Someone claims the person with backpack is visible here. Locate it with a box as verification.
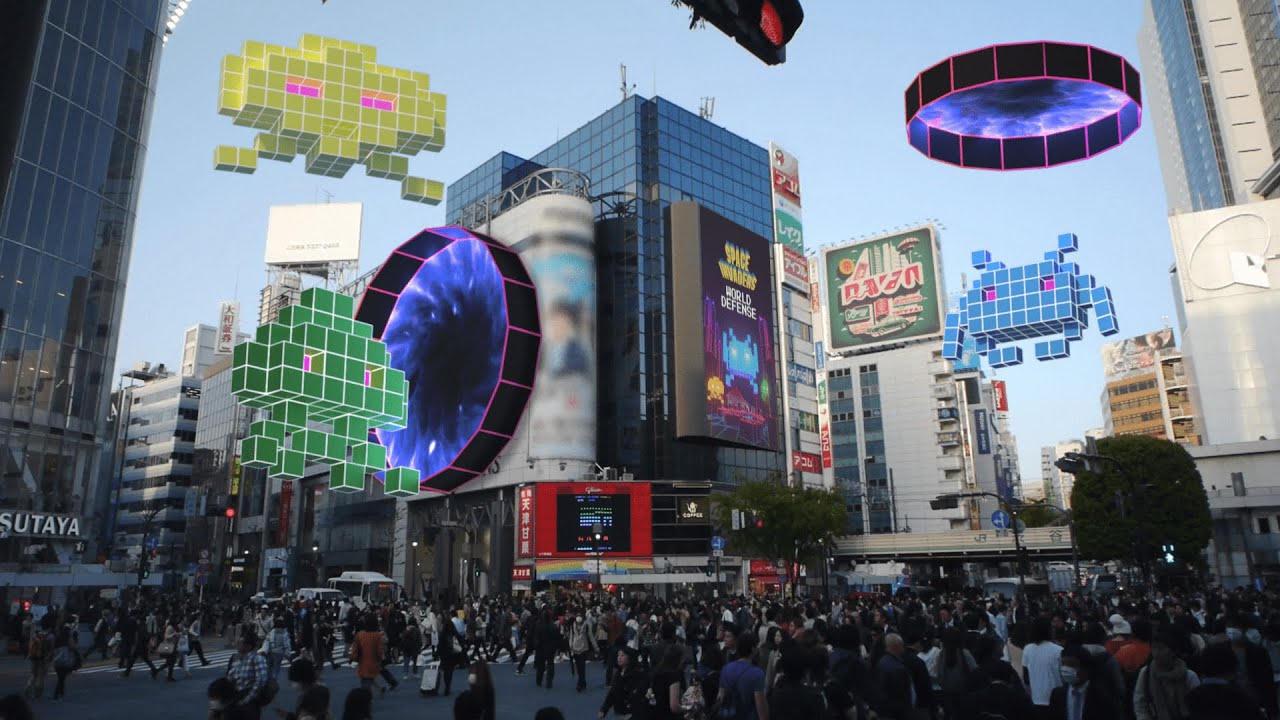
[24,620,53,700]
[717,632,768,720]
[51,628,80,701]
[1134,631,1200,720]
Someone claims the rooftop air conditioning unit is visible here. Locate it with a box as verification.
[621,472,635,482]
[580,472,597,484]
[603,467,618,482]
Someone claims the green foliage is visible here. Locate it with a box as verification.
[713,479,847,596]
[1017,500,1064,529]
[1070,435,1210,565]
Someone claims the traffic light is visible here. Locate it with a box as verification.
[138,556,151,581]
[1161,543,1176,564]
[930,494,960,510]
[225,507,236,518]
[680,0,804,65]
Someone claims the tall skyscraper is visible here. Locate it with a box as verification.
[1140,0,1280,211]
[0,1,167,563]
[1098,329,1200,444]
[448,95,784,485]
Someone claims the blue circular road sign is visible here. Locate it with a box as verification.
[991,510,1011,529]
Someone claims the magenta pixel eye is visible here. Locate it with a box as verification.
[905,41,1142,170]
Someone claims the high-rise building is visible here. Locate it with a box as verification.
[1099,329,1200,444]
[1040,439,1084,509]
[1140,0,1280,211]
[448,96,784,486]
[0,1,167,578]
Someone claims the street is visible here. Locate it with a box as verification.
[0,651,602,719]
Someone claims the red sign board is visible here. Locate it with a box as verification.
[819,424,833,468]
[749,559,786,576]
[516,485,535,558]
[992,380,1009,412]
[781,246,809,288]
[534,482,653,558]
[275,480,293,547]
[791,450,821,474]
[511,566,533,582]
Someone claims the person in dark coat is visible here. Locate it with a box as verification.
[872,633,915,720]
[532,607,562,689]
[1187,642,1267,720]
[1223,616,1278,718]
[1048,644,1123,720]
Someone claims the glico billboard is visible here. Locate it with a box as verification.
[534,482,653,558]
[825,226,945,351]
[669,202,779,451]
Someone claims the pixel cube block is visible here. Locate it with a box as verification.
[214,35,446,204]
[942,233,1119,369]
[231,287,415,496]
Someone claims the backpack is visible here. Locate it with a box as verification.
[27,631,48,661]
[716,661,751,720]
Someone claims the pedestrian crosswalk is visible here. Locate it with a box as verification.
[76,643,349,675]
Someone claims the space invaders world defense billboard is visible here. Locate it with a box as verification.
[669,202,778,451]
[825,227,944,351]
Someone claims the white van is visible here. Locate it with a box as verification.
[326,571,400,609]
[296,587,347,604]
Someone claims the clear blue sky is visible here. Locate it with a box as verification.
[121,0,1175,487]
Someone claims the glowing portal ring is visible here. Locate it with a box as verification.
[355,226,540,493]
[905,41,1142,170]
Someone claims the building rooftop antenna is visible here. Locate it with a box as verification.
[620,64,636,102]
[699,97,715,120]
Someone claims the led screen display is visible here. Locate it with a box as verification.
[555,493,632,553]
[825,227,944,351]
[534,482,652,558]
[670,202,779,451]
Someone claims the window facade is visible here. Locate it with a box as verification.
[0,0,166,530]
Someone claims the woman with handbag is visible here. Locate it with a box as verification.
[51,628,80,701]
[159,617,183,682]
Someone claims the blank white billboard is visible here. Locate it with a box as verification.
[265,202,362,265]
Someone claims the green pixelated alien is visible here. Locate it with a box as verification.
[213,34,446,205]
[230,287,419,497]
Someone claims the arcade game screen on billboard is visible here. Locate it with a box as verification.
[534,482,652,557]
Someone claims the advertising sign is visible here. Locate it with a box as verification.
[808,257,822,313]
[534,482,652,558]
[676,497,710,523]
[820,424,833,468]
[769,142,804,253]
[517,486,535,558]
[229,456,241,497]
[275,480,293,547]
[264,202,362,265]
[817,379,827,404]
[216,301,240,355]
[1100,329,1175,380]
[791,408,818,433]
[815,341,825,370]
[781,246,809,289]
[791,450,821,474]
[670,202,779,450]
[973,409,991,455]
[0,510,81,539]
[787,362,816,388]
[825,227,944,351]
[511,566,533,582]
[991,380,1009,412]
[749,559,786,576]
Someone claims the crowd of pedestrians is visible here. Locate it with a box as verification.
[8,581,1280,719]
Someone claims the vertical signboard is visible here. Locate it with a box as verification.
[275,480,293,547]
[808,257,822,313]
[670,202,779,450]
[825,227,944,351]
[991,380,1009,412]
[973,409,991,454]
[819,424,833,468]
[216,301,240,355]
[769,142,804,253]
[517,485,535,558]
[815,341,825,370]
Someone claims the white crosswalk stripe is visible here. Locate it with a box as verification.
[76,643,349,674]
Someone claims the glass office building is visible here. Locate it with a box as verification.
[448,96,782,484]
[0,0,166,541]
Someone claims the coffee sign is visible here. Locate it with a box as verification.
[676,497,709,524]
[0,510,82,539]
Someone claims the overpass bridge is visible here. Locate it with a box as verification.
[832,526,1074,562]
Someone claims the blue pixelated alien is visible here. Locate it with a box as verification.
[723,328,760,394]
[942,233,1119,368]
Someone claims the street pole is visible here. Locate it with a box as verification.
[592,523,603,591]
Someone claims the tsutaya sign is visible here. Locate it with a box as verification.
[0,510,82,539]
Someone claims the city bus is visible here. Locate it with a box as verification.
[326,571,400,608]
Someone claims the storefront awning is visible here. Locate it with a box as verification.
[534,558,654,580]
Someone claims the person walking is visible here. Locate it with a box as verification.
[399,617,422,679]
[598,646,650,720]
[189,612,210,666]
[533,607,561,690]
[265,617,292,681]
[23,620,53,700]
[90,611,113,661]
[227,634,269,720]
[209,677,257,720]
[1134,631,1200,720]
[122,615,161,679]
[159,617,184,681]
[50,627,79,702]
[569,610,596,692]
[439,608,468,696]
[467,662,497,720]
[350,616,388,694]
[716,633,767,720]
[277,657,331,720]
[1022,617,1064,720]
[340,687,373,720]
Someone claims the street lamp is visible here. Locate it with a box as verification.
[592,523,603,591]
[932,491,1028,606]
[1056,451,1154,588]
[410,540,419,600]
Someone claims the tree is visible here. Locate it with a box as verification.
[1017,500,1064,529]
[714,479,847,597]
[1070,435,1210,566]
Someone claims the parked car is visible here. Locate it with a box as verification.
[249,592,284,606]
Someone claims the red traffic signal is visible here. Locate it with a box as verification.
[755,519,765,528]
[224,507,236,518]
[680,0,804,65]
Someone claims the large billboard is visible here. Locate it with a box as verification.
[486,194,597,463]
[769,142,804,254]
[670,202,779,451]
[825,227,944,351]
[265,202,362,265]
[534,482,653,558]
[1101,329,1175,380]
